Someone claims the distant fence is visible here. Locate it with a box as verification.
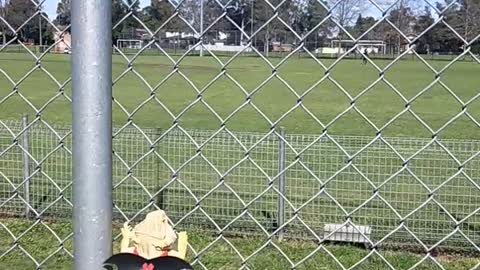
[2,43,478,63]
[1,118,480,250]
[113,45,480,62]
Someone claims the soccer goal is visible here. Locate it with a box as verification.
[116,39,143,52]
[330,40,387,55]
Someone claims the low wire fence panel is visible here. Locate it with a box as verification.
[2,120,479,250]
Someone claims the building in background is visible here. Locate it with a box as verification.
[53,31,71,54]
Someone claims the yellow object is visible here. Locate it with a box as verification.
[120,210,188,260]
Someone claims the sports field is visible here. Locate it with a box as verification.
[1,218,478,270]
[1,52,480,269]
[0,52,478,138]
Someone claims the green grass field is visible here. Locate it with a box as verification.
[1,218,479,270]
[1,52,480,269]
[0,52,478,138]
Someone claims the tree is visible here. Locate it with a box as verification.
[414,6,435,54]
[202,0,230,44]
[54,0,140,43]
[178,0,200,31]
[429,1,464,54]
[112,0,140,44]
[224,0,253,45]
[250,0,272,53]
[4,0,50,44]
[249,0,296,54]
[325,0,366,52]
[55,0,71,28]
[5,0,35,41]
[353,15,377,39]
[301,0,331,50]
[457,0,480,48]
[141,0,177,32]
[330,0,367,29]
[0,0,9,44]
[439,0,480,53]
[55,0,144,39]
[383,0,416,54]
[461,0,480,53]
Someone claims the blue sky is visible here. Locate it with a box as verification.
[42,0,434,21]
[42,1,384,20]
[43,0,150,19]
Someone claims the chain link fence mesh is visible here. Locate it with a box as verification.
[1,0,480,269]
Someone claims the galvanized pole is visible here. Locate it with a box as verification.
[277,127,286,240]
[71,0,112,269]
[38,15,42,50]
[21,114,30,218]
[251,0,254,38]
[200,0,204,57]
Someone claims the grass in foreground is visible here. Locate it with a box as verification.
[0,52,479,139]
[0,218,478,269]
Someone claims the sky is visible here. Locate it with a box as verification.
[43,0,150,19]
[42,0,435,23]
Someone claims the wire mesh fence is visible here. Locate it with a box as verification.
[1,0,480,269]
[1,119,480,248]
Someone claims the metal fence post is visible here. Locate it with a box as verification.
[277,127,286,239]
[154,128,165,210]
[72,1,113,269]
[21,114,30,218]
[200,0,204,57]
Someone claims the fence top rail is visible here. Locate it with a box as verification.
[1,119,480,145]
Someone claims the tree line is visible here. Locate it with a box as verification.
[1,0,479,54]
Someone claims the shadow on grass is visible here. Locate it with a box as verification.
[0,218,479,269]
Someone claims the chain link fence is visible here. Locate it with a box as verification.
[1,0,480,269]
[2,119,480,246]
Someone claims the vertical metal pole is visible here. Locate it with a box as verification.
[251,0,254,37]
[21,114,30,218]
[154,128,164,210]
[175,35,178,55]
[252,0,256,52]
[277,127,286,240]
[200,0,204,57]
[265,8,269,58]
[72,1,112,269]
[38,15,42,49]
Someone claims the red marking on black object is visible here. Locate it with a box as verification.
[103,253,193,270]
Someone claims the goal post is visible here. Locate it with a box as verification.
[330,40,387,55]
[116,39,143,51]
